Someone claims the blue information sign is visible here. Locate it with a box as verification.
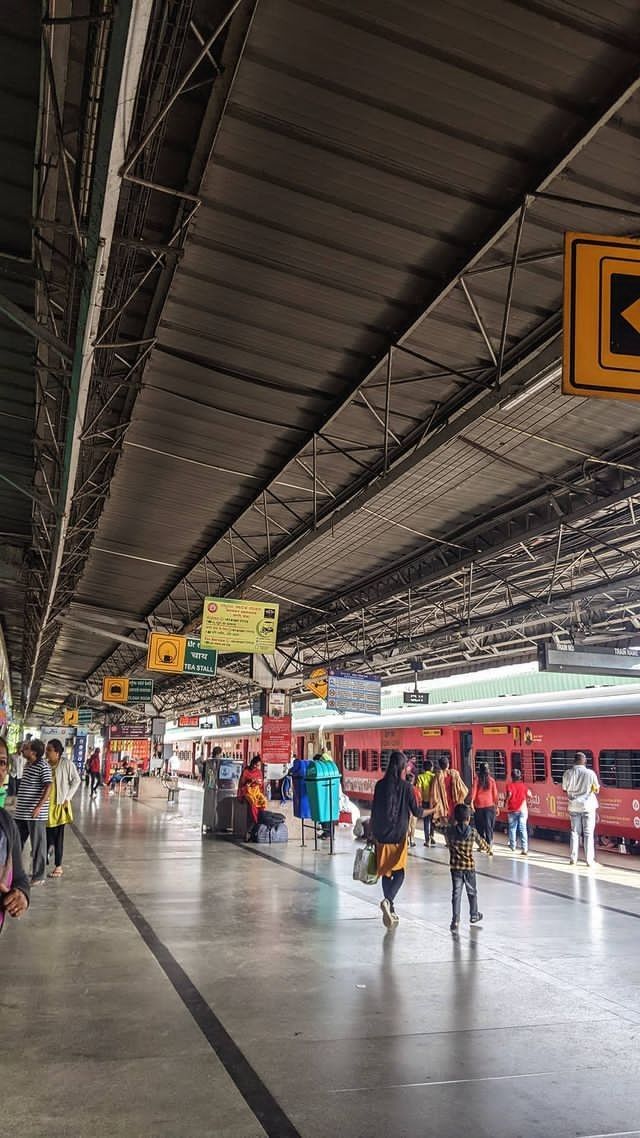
[326,671,381,715]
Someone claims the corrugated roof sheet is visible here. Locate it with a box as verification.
[35,0,640,708]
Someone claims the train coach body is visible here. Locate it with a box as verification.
[168,687,640,839]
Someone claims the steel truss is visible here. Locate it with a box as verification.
[21,1,257,715]
[39,23,640,716]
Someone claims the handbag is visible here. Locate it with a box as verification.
[352,845,378,885]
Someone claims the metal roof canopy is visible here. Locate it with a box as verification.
[9,0,640,718]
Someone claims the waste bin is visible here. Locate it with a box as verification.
[305,757,341,825]
[291,757,312,819]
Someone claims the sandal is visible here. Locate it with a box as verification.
[48,867,64,878]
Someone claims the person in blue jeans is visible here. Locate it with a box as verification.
[504,770,532,855]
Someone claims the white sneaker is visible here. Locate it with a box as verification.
[569,858,577,865]
[380,899,393,929]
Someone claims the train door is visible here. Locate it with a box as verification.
[333,734,344,773]
[459,730,474,789]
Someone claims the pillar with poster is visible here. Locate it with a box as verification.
[261,710,292,800]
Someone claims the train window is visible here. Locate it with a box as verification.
[361,750,380,772]
[533,752,547,782]
[475,749,507,780]
[512,750,547,782]
[598,750,640,789]
[426,749,452,767]
[405,749,424,772]
[381,750,391,772]
[343,749,360,772]
[550,749,594,784]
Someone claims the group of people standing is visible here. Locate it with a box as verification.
[0,737,82,902]
[370,751,600,931]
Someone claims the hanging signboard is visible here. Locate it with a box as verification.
[261,715,292,765]
[326,670,382,715]
[72,734,87,774]
[538,642,640,677]
[108,722,149,740]
[63,709,78,727]
[563,231,640,402]
[217,711,240,728]
[178,715,200,728]
[403,691,430,706]
[146,634,218,676]
[304,666,329,700]
[200,597,279,654]
[267,691,287,718]
[147,632,186,673]
[102,677,154,704]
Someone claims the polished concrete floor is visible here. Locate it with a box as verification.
[4,782,640,1138]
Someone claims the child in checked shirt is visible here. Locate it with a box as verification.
[446,803,493,932]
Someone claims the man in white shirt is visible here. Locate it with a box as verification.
[562,752,600,867]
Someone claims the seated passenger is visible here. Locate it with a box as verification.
[238,756,267,828]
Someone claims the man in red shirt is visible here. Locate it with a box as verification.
[504,769,532,855]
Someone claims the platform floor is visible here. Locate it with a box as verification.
[5,783,640,1138]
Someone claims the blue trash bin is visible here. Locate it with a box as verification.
[291,758,312,819]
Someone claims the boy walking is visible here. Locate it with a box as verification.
[447,803,492,932]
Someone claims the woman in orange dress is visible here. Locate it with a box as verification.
[238,755,266,825]
[371,751,431,928]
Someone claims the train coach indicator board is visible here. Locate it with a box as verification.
[563,231,640,401]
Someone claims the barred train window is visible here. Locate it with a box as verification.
[381,750,391,772]
[550,749,594,785]
[426,749,452,766]
[475,749,507,780]
[598,750,640,789]
[362,750,380,772]
[405,749,424,772]
[343,749,360,772]
[511,750,547,782]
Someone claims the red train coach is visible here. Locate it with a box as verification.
[325,687,640,842]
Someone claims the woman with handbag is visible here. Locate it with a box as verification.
[45,739,81,878]
[371,751,431,928]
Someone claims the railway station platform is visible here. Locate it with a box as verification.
[5,784,640,1138]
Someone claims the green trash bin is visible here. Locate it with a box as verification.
[305,757,341,825]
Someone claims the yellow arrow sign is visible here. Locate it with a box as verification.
[563,232,640,401]
[622,297,640,336]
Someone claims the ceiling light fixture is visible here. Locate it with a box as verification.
[499,364,562,413]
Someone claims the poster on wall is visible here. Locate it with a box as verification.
[261,715,292,765]
[200,597,279,654]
